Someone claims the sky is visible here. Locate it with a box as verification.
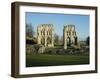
[26,12,89,41]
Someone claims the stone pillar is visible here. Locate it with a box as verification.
[51,30,54,47]
[44,26,47,47]
[64,29,67,49]
[37,27,41,44]
[71,31,73,44]
[37,36,41,44]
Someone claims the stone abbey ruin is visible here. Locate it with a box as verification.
[26,23,89,54]
[37,24,54,47]
[63,25,78,49]
[37,24,78,49]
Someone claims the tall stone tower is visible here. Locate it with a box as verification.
[37,24,54,47]
[63,24,78,49]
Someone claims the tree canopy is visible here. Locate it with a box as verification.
[26,23,35,39]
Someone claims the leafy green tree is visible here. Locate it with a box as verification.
[26,23,35,38]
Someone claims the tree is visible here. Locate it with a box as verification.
[26,23,35,38]
[86,36,89,45]
[54,34,59,46]
[59,36,63,46]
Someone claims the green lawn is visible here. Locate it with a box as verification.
[26,54,89,67]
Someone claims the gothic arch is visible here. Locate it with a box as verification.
[41,37,45,45]
[47,37,52,46]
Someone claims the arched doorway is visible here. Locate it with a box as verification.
[74,37,77,45]
[41,37,45,45]
[67,37,71,47]
[47,37,52,47]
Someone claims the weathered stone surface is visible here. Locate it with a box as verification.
[26,44,45,54]
[37,24,54,47]
[63,24,78,49]
[38,45,45,54]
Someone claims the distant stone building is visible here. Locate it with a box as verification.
[63,24,78,49]
[37,24,54,47]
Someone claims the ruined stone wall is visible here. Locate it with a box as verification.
[63,24,78,49]
[37,24,54,47]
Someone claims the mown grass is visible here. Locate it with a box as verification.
[26,54,89,67]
